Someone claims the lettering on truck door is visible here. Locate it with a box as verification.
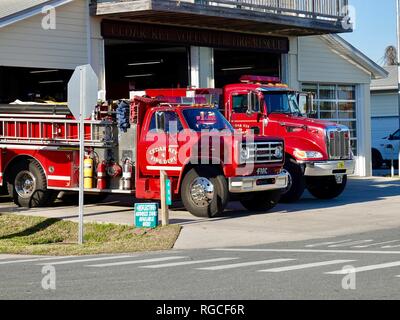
[229,91,264,135]
[140,110,184,175]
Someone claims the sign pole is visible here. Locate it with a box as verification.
[78,67,85,245]
[160,170,169,226]
[67,64,98,244]
[397,0,400,177]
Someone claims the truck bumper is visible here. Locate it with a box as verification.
[228,172,288,193]
[303,160,355,176]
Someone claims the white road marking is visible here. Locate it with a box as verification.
[0,256,73,265]
[305,239,353,248]
[328,240,373,248]
[326,261,400,275]
[140,258,238,269]
[196,259,295,271]
[259,260,355,273]
[353,240,400,248]
[87,256,187,268]
[211,248,400,255]
[36,255,134,265]
[382,244,400,249]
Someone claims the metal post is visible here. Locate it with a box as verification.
[160,170,169,226]
[397,0,400,177]
[78,67,85,245]
[391,146,395,178]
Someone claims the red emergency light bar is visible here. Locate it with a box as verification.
[240,75,281,84]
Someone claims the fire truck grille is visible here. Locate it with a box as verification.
[243,141,284,164]
[327,129,351,160]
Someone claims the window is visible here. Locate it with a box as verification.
[182,109,233,132]
[232,94,249,113]
[232,93,260,114]
[391,130,400,140]
[149,111,183,133]
[302,83,357,155]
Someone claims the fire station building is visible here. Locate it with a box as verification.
[0,0,387,176]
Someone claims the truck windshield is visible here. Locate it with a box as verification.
[263,92,302,116]
[182,108,234,132]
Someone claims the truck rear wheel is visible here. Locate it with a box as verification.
[181,166,228,218]
[239,190,281,212]
[279,158,305,203]
[306,175,348,200]
[7,159,53,208]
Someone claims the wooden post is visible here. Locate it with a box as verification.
[160,170,169,226]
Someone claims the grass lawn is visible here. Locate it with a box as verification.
[0,214,181,256]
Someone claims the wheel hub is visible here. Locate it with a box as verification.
[281,169,292,195]
[15,171,36,199]
[189,177,214,207]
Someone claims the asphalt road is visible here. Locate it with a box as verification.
[1,228,400,300]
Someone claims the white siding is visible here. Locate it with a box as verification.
[0,0,88,70]
[371,92,398,117]
[298,36,371,84]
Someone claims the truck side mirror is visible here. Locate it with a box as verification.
[155,111,166,132]
[307,93,316,116]
[246,92,259,116]
[247,92,253,116]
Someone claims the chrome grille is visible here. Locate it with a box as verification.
[327,128,351,160]
[243,141,284,163]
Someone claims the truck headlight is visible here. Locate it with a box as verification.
[274,146,283,159]
[240,146,251,163]
[294,150,323,160]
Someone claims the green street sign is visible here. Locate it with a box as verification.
[166,179,172,206]
[134,203,159,228]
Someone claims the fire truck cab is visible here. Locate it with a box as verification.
[0,97,288,217]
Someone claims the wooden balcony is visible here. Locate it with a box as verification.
[90,0,352,36]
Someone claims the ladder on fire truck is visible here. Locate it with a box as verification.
[0,105,115,148]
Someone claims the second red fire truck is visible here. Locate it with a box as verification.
[144,75,355,203]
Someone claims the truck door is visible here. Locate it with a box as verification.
[139,110,184,176]
[228,91,264,135]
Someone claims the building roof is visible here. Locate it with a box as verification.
[320,34,388,81]
[0,0,72,28]
[370,66,398,91]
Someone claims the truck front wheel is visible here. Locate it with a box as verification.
[181,166,228,218]
[7,160,53,208]
[279,158,306,203]
[306,175,348,200]
[239,190,281,212]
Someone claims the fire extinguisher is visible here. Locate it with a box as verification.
[84,156,94,189]
[97,161,107,190]
[122,159,133,190]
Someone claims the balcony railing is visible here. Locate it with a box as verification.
[93,0,349,22]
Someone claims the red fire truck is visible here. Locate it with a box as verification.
[144,75,355,203]
[0,97,288,217]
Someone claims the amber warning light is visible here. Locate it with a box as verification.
[240,75,281,84]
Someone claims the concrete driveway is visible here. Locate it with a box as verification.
[1,177,400,250]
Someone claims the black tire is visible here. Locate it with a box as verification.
[240,190,281,212]
[279,158,306,203]
[306,175,348,200]
[7,159,53,208]
[181,166,228,218]
[372,149,383,169]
